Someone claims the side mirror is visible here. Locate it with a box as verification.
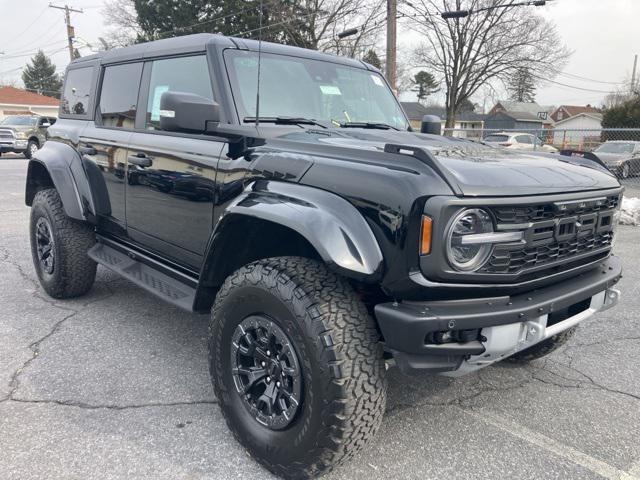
[159,91,220,133]
[420,115,442,135]
[41,122,51,128]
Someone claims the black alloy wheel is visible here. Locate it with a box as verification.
[35,216,55,274]
[230,315,302,430]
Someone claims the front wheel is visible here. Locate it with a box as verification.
[621,162,630,179]
[209,257,387,479]
[30,188,97,298]
[24,140,39,159]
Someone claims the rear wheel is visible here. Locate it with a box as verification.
[209,257,387,479]
[507,327,577,363]
[30,188,97,298]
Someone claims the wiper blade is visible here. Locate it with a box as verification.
[243,116,327,128]
[338,121,400,131]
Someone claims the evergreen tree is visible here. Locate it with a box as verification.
[21,50,62,99]
[362,50,382,70]
[411,71,439,104]
[602,96,640,140]
[508,68,537,103]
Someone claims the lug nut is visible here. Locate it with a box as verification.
[276,381,281,387]
[261,361,266,367]
[266,376,271,383]
[266,350,271,356]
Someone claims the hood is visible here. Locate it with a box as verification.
[267,128,620,197]
[0,125,32,133]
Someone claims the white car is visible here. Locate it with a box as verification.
[484,132,558,153]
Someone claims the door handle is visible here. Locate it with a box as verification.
[128,153,152,167]
[79,145,97,156]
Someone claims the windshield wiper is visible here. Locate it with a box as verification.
[338,121,400,131]
[243,116,328,129]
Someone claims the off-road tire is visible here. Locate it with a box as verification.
[30,188,97,298]
[24,139,39,159]
[209,257,387,479]
[507,327,577,363]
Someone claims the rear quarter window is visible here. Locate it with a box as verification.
[60,67,95,117]
[485,135,510,143]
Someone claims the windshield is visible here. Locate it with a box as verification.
[224,50,409,130]
[595,142,635,154]
[0,115,37,126]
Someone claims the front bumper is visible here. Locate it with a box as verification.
[0,140,28,153]
[375,255,622,375]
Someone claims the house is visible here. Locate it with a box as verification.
[0,86,59,120]
[489,101,554,128]
[550,105,600,123]
[552,112,603,150]
[483,110,545,132]
[400,102,485,137]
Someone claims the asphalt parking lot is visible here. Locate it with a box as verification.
[1,157,640,480]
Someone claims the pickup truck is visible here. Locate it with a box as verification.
[0,114,56,158]
[24,34,622,479]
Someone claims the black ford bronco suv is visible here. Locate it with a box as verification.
[25,34,622,479]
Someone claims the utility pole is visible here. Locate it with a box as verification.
[632,54,638,94]
[49,3,83,62]
[386,0,397,93]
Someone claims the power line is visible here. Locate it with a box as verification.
[556,71,626,86]
[1,7,52,49]
[531,73,613,94]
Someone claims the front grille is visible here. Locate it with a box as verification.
[479,194,620,276]
[0,129,15,143]
[492,194,620,224]
[481,231,613,274]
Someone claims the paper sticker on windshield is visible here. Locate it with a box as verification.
[371,75,384,87]
[320,85,342,95]
[150,85,170,121]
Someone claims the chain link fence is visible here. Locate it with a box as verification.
[442,128,640,186]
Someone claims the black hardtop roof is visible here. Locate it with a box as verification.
[70,33,368,70]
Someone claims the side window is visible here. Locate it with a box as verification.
[99,62,143,129]
[516,135,532,144]
[60,67,94,116]
[145,55,213,130]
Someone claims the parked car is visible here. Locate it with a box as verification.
[591,141,640,179]
[24,34,622,479]
[484,131,558,153]
[0,115,56,158]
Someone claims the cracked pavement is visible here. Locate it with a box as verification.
[1,157,640,479]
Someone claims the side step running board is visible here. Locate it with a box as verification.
[88,243,196,311]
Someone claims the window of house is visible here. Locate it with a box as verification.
[98,62,143,129]
[60,67,94,116]
[145,55,214,130]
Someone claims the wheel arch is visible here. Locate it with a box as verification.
[25,141,110,222]
[193,181,384,312]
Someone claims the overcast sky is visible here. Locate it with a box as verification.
[0,0,638,110]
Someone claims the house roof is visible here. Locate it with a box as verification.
[0,87,59,107]
[553,112,603,126]
[400,102,485,122]
[492,101,553,116]
[551,105,600,122]
[487,110,543,123]
[400,102,430,121]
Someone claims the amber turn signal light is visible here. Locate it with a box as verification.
[420,216,432,255]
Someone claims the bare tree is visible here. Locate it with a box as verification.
[409,0,570,128]
[277,0,385,58]
[102,0,142,47]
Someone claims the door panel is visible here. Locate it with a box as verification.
[125,132,224,268]
[79,125,133,235]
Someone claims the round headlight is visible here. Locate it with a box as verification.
[446,208,494,271]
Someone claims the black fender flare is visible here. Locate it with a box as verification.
[25,141,110,222]
[195,180,384,309]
